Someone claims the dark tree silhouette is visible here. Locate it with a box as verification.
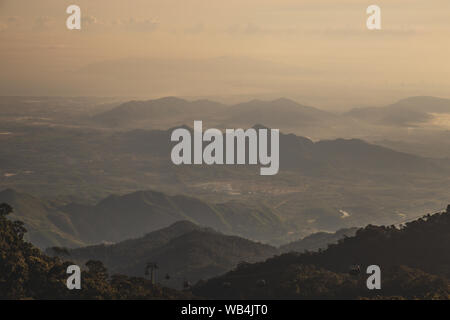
[0,203,191,299]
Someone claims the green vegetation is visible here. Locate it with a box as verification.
[280,227,358,253]
[194,209,450,299]
[1,189,287,248]
[0,203,191,299]
[48,221,277,289]
[1,202,449,300]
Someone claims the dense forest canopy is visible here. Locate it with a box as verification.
[194,208,450,299]
[0,203,190,300]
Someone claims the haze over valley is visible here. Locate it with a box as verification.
[2,95,450,249]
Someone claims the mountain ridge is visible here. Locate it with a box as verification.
[194,209,450,299]
[0,188,288,248]
[346,96,450,126]
[48,220,278,289]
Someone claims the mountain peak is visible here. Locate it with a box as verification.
[271,97,299,105]
[168,220,199,229]
[152,96,187,104]
[141,220,202,239]
[252,123,270,130]
[167,124,192,132]
[391,96,450,111]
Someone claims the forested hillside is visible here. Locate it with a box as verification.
[47,221,277,289]
[0,189,287,248]
[0,203,190,299]
[280,227,358,253]
[194,209,450,299]
[2,201,449,299]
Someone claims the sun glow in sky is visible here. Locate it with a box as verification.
[1,0,450,108]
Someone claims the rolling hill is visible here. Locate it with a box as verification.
[48,220,278,289]
[0,188,288,248]
[104,122,445,175]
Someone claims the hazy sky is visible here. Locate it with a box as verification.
[1,0,450,108]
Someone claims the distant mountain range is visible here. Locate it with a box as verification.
[2,119,449,248]
[89,95,450,163]
[93,97,227,128]
[224,98,334,128]
[48,220,278,289]
[278,130,443,175]
[346,96,450,127]
[2,96,450,248]
[92,96,335,129]
[4,96,449,181]
[108,122,445,175]
[93,95,450,131]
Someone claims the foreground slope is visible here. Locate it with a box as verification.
[194,209,450,299]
